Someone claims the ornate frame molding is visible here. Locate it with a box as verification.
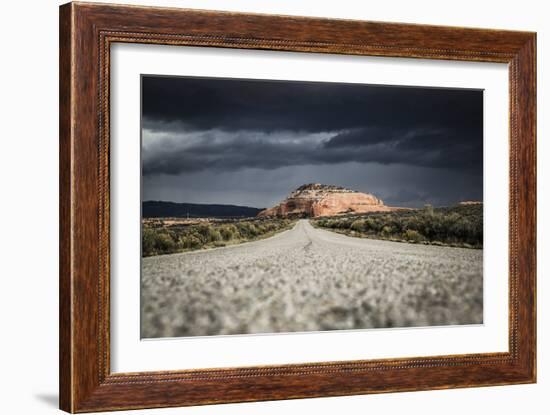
[60,2,536,412]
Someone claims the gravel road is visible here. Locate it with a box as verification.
[141,220,483,338]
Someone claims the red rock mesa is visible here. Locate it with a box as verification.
[258,183,393,218]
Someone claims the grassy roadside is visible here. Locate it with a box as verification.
[311,204,483,249]
[142,218,296,257]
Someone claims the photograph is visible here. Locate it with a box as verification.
[48,1,540,411]
[140,75,484,339]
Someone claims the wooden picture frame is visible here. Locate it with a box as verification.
[59,2,536,412]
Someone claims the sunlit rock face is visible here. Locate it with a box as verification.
[258,183,393,218]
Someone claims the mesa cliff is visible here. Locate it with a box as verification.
[257,183,393,218]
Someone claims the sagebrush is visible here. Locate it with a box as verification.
[312,204,482,248]
[142,218,295,256]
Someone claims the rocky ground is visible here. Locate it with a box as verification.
[141,220,483,338]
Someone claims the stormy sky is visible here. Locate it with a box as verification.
[142,75,483,208]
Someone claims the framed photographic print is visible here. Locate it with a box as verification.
[59,2,536,412]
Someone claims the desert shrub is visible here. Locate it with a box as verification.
[142,228,157,256]
[181,234,201,249]
[334,219,349,229]
[236,222,259,237]
[219,224,238,241]
[195,224,222,243]
[404,216,422,232]
[155,233,176,252]
[350,219,366,232]
[323,220,335,228]
[209,229,222,242]
[381,225,393,237]
[255,224,267,233]
[313,203,482,248]
[364,217,378,231]
[195,224,211,241]
[403,229,424,242]
[142,217,296,256]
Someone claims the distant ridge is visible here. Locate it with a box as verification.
[142,201,263,218]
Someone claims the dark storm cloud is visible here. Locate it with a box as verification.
[142,75,482,176]
[142,130,317,175]
[323,127,397,148]
[141,75,483,207]
[142,126,481,176]
[142,76,482,135]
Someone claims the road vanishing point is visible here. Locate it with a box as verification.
[141,219,483,338]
